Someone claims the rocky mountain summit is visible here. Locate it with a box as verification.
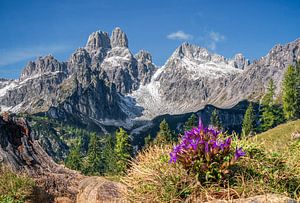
[0,27,299,133]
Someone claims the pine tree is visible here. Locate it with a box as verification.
[65,141,82,171]
[295,61,300,118]
[114,128,132,174]
[144,134,152,148]
[102,135,118,175]
[259,79,284,131]
[184,114,197,131]
[154,119,175,145]
[210,109,221,129]
[282,65,297,120]
[83,133,105,175]
[242,103,255,136]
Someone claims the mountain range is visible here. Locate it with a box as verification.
[0,27,299,136]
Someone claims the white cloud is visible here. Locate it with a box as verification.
[167,31,193,41]
[207,31,225,51]
[0,45,70,67]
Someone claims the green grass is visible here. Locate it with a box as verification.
[252,119,300,175]
[0,166,35,203]
[253,119,300,152]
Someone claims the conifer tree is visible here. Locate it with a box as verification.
[65,141,82,171]
[184,114,197,131]
[283,62,300,120]
[114,128,132,174]
[242,103,255,136]
[154,119,174,145]
[259,79,284,131]
[84,133,105,175]
[295,61,300,118]
[144,134,152,148]
[102,135,118,175]
[210,109,221,129]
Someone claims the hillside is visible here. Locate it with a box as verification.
[253,119,300,152]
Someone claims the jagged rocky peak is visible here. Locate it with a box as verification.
[20,55,67,81]
[69,48,91,66]
[110,27,128,48]
[135,50,152,63]
[135,50,156,85]
[262,38,300,65]
[231,53,250,69]
[85,30,111,52]
[172,42,227,64]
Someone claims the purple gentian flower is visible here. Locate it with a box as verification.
[234,147,246,161]
[169,152,177,163]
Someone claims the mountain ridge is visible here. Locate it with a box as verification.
[0,27,299,134]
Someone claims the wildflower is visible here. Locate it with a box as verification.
[169,119,246,182]
[234,147,246,161]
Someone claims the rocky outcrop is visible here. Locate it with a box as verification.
[76,177,125,203]
[20,55,67,81]
[135,50,157,85]
[230,53,250,70]
[110,27,128,48]
[0,112,128,202]
[0,112,83,201]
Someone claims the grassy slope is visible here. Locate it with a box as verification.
[252,119,300,175]
[252,119,300,152]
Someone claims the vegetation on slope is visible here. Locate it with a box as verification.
[122,120,300,202]
[0,166,35,203]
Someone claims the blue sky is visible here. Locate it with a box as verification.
[0,0,299,79]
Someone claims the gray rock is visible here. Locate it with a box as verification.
[231,53,250,70]
[110,27,128,48]
[135,50,156,85]
[85,30,111,52]
[213,38,300,108]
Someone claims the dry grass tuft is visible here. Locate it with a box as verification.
[121,145,196,202]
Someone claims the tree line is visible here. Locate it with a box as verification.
[242,61,300,135]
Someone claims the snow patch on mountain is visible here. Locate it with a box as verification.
[0,80,18,97]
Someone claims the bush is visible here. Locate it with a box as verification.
[0,166,35,203]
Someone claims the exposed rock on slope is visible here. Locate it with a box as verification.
[0,112,83,201]
[130,43,242,118]
[0,112,126,202]
[213,38,300,108]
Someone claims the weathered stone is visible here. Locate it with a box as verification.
[110,27,128,48]
[76,177,126,203]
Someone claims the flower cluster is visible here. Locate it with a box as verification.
[169,120,245,182]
